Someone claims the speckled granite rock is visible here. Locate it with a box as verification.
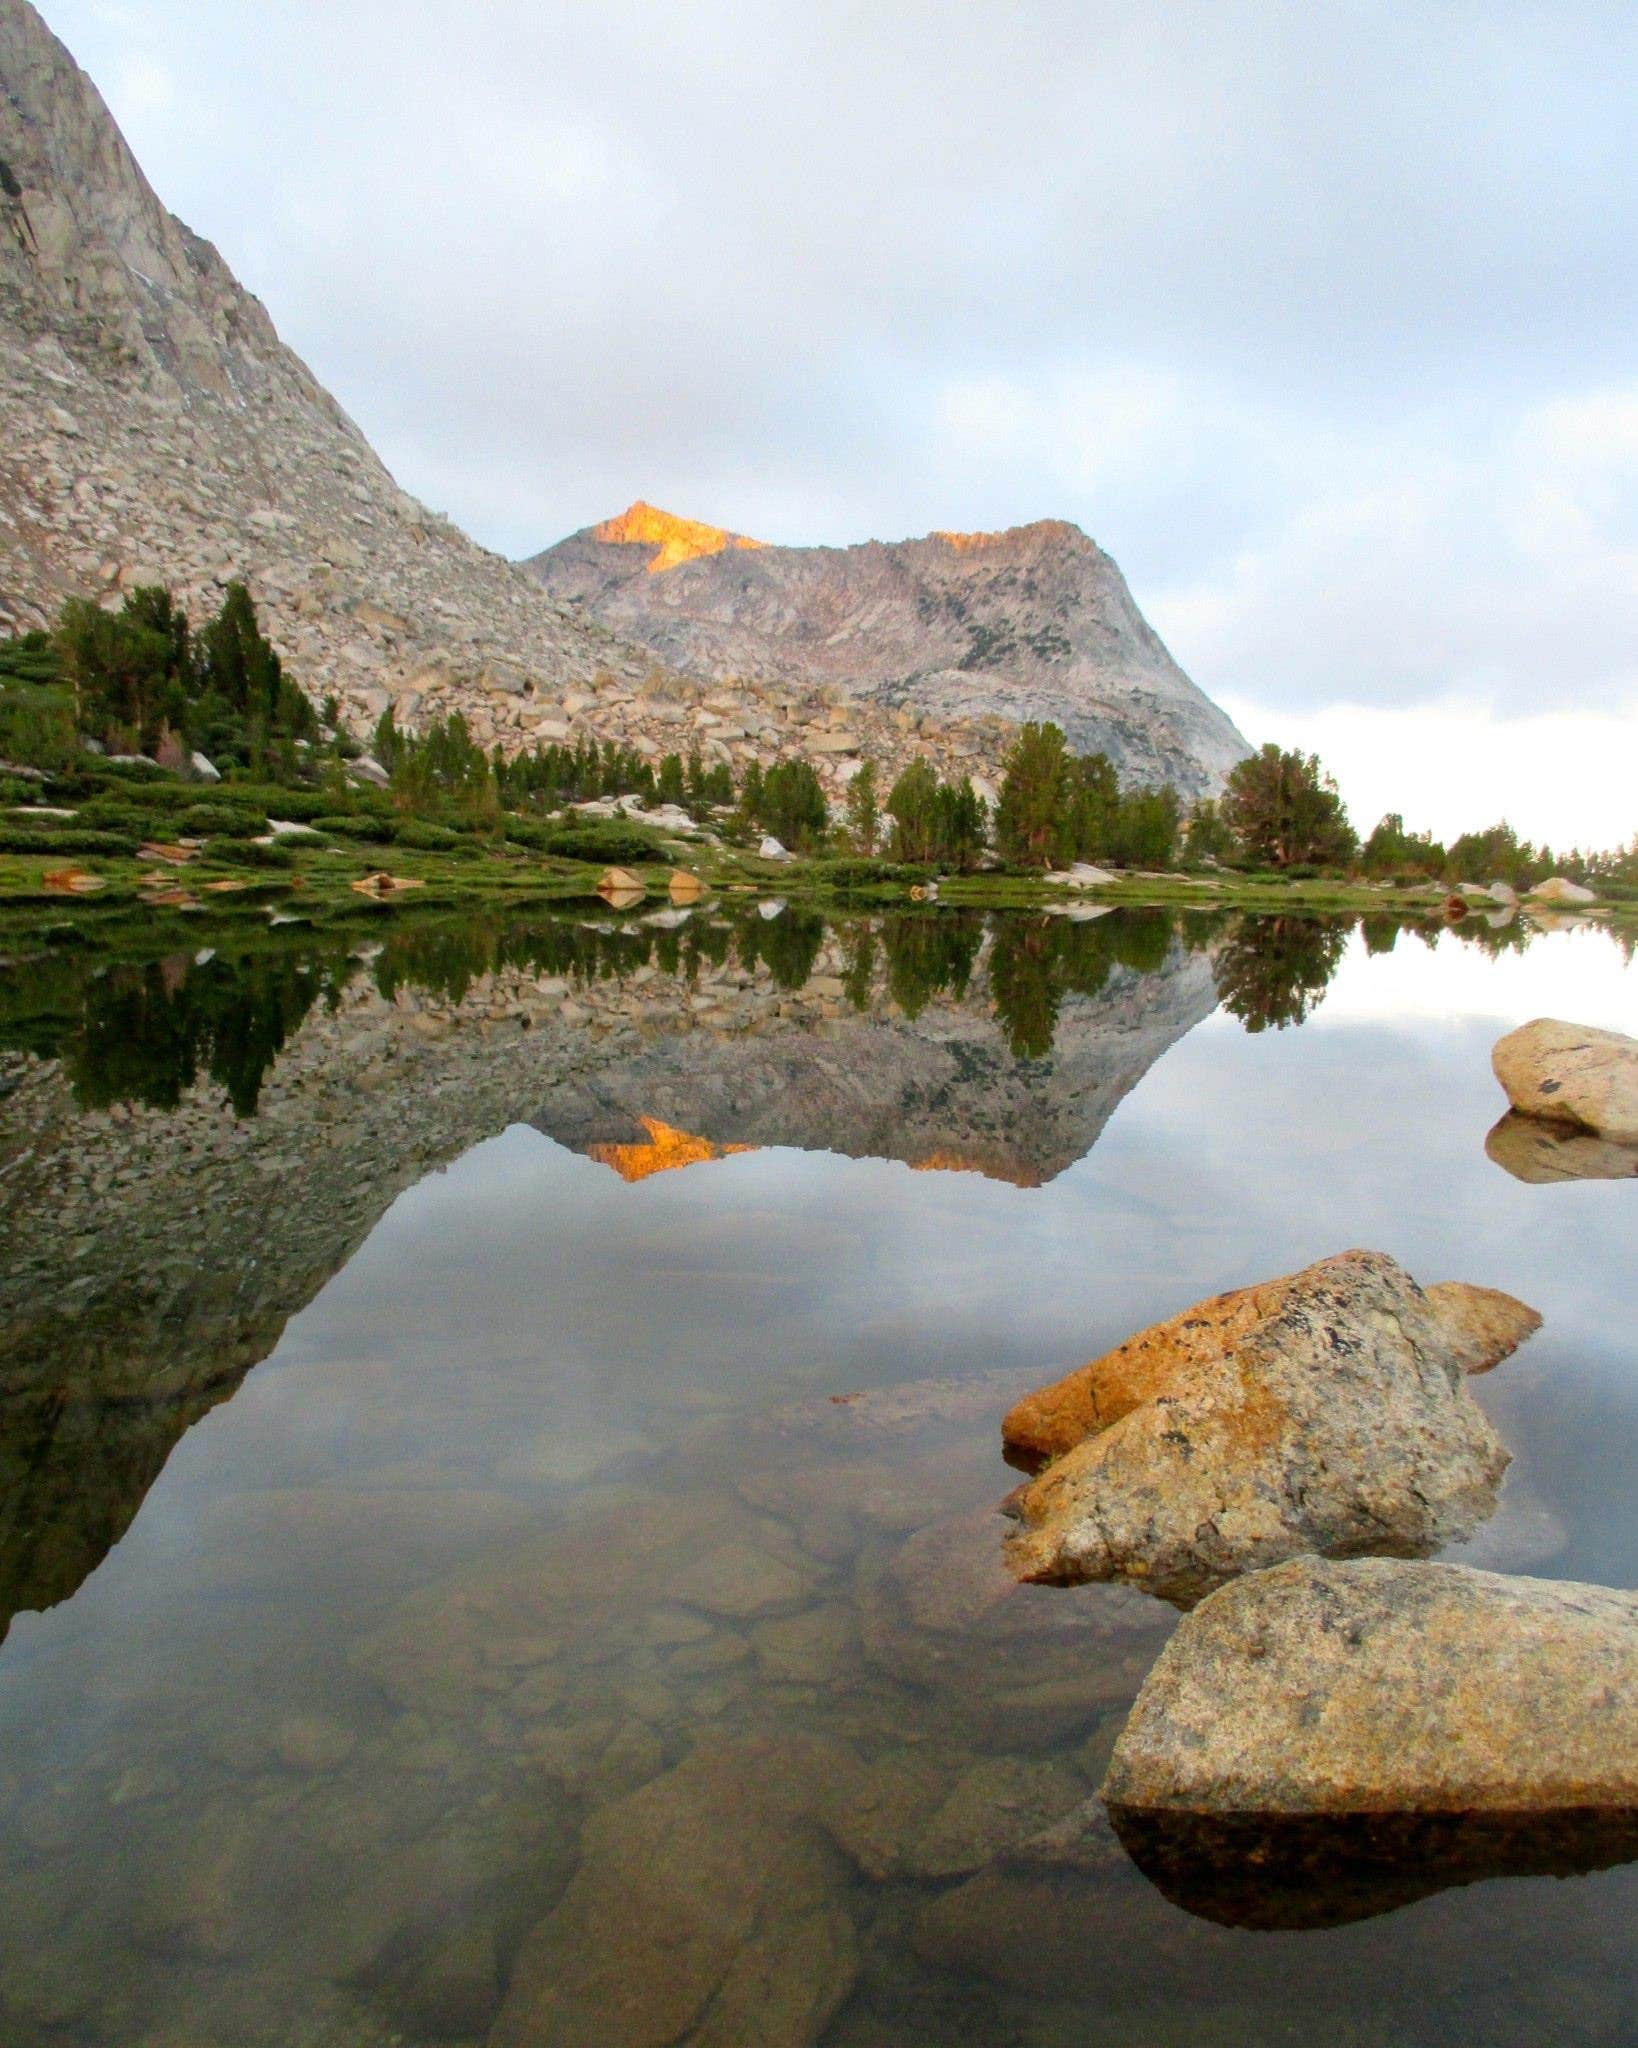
[1002,1251,1528,1605]
[1492,1018,1638,1145]
[1105,1556,1638,1818]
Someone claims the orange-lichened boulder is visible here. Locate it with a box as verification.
[1003,1261,1539,1470]
[1000,1251,1540,1608]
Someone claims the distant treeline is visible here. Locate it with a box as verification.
[3,585,1632,887]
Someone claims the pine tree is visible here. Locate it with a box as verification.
[846,757,880,855]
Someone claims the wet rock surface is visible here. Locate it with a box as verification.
[1493,1018,1638,1145]
[1002,1251,1528,1605]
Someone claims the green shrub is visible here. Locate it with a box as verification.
[207,838,295,869]
[0,826,139,856]
[807,857,933,890]
[74,798,162,835]
[395,820,462,851]
[177,804,266,839]
[509,820,667,864]
[314,813,398,844]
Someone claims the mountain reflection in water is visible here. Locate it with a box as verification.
[0,903,1634,2048]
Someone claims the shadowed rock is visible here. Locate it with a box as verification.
[1493,1018,1638,1145]
[1002,1252,1533,1605]
[1108,1805,1638,1930]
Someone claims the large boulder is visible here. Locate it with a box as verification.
[1528,876,1598,904]
[1492,1019,1638,1145]
[1002,1262,1537,1469]
[1101,1556,1638,1926]
[1002,1252,1535,1606]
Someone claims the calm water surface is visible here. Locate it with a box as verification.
[0,903,1634,2046]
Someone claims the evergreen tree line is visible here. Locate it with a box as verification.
[27,583,321,778]
[1203,740,1631,889]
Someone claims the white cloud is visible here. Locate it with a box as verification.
[1152,385,1638,719]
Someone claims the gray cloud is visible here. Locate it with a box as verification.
[37,0,1638,721]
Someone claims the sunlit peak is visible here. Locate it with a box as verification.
[593,501,767,574]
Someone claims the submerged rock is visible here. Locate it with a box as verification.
[1492,1019,1638,1145]
[1104,1555,1638,1819]
[1486,1109,1638,1184]
[1002,1251,1531,1606]
[490,1733,858,2048]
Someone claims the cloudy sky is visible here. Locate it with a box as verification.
[42,1,1638,845]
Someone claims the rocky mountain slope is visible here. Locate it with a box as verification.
[0,2,1249,802]
[0,0,684,743]
[528,504,1250,797]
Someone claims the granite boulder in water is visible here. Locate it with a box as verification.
[1101,1555,1638,1925]
[1002,1251,1537,1606]
[1492,1018,1638,1146]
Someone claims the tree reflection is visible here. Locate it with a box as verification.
[987,909,1184,1058]
[881,912,983,1019]
[1214,916,1351,1032]
[59,951,346,1116]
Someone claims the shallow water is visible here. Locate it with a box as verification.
[0,903,1634,2046]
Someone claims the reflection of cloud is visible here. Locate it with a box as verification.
[586,1116,755,1184]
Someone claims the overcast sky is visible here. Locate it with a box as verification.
[41,1,1638,845]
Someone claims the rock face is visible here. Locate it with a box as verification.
[527,503,1251,799]
[1493,1018,1638,1146]
[0,1,691,736]
[1001,1251,1531,1606]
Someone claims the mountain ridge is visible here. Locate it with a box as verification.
[528,500,1250,796]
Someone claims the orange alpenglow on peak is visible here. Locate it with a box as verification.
[586,1116,757,1184]
[593,501,767,574]
[932,529,1008,553]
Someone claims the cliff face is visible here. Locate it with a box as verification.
[528,506,1250,798]
[0,0,668,738]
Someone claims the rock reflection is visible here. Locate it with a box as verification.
[1110,1805,1638,1932]
[1487,1110,1638,1184]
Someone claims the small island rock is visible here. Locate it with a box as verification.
[1492,1018,1638,1145]
[1002,1251,1532,1606]
[1104,1555,1638,1819]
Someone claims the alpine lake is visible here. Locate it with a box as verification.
[0,894,1634,2048]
